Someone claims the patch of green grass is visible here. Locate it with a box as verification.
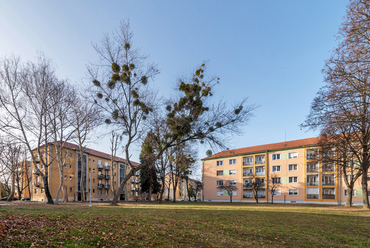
[1,201,370,247]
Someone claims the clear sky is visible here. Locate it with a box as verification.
[0,1,348,179]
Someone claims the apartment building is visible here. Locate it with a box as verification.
[202,137,370,205]
[30,142,144,202]
[164,172,202,201]
[13,161,31,199]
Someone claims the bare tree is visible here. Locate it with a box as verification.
[110,131,121,197]
[217,181,237,203]
[302,0,370,209]
[0,55,67,204]
[268,173,282,204]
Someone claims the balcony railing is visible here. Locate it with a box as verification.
[255,160,265,165]
[243,183,253,188]
[105,184,110,189]
[105,175,110,180]
[322,181,335,186]
[98,184,104,189]
[306,169,319,173]
[98,164,104,169]
[98,174,104,179]
[322,167,335,173]
[243,162,253,166]
[243,195,253,199]
[306,181,319,186]
[322,194,335,199]
[255,172,265,176]
[243,173,253,177]
[105,165,110,170]
[306,154,319,160]
[307,194,319,199]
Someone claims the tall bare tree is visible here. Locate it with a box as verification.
[302,0,370,209]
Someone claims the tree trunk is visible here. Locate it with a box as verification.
[159,177,165,203]
[55,174,63,204]
[271,194,274,204]
[80,153,86,202]
[361,172,369,209]
[148,183,152,202]
[346,187,353,207]
[62,184,68,202]
[8,171,15,201]
[230,195,232,203]
[43,167,54,204]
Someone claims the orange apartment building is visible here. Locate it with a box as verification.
[30,142,144,202]
[202,137,370,205]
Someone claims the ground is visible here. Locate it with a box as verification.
[1,201,370,247]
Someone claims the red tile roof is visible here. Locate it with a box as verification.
[201,137,320,160]
[45,141,139,166]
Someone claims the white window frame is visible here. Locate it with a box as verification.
[229,169,237,175]
[288,152,298,159]
[289,189,299,196]
[217,170,223,176]
[231,190,237,196]
[272,154,281,160]
[344,189,357,196]
[289,176,298,183]
[216,180,223,186]
[229,159,236,165]
[272,165,281,172]
[229,180,237,186]
[273,189,282,196]
[69,176,72,181]
[217,190,224,196]
[272,177,281,184]
[288,164,298,171]
[216,161,223,166]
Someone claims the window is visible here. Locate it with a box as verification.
[288,152,298,159]
[92,169,95,173]
[272,154,281,160]
[93,179,95,183]
[216,161,223,166]
[289,177,298,183]
[64,176,67,181]
[243,156,253,165]
[70,165,72,169]
[255,155,265,164]
[64,152,67,157]
[229,180,237,186]
[217,170,223,176]
[289,189,299,195]
[70,153,72,157]
[70,187,72,192]
[273,189,281,196]
[231,190,237,196]
[98,190,102,195]
[41,164,44,169]
[229,159,236,165]
[93,189,95,193]
[344,189,356,196]
[93,159,95,162]
[217,190,224,196]
[89,158,91,162]
[69,176,72,181]
[105,190,108,195]
[35,188,38,194]
[216,180,223,186]
[36,176,40,183]
[272,165,281,172]
[64,164,67,168]
[229,169,237,175]
[289,164,298,171]
[41,188,45,193]
[272,177,281,184]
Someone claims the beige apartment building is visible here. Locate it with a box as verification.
[30,142,144,202]
[163,172,202,201]
[202,137,370,205]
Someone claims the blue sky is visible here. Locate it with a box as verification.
[0,1,348,178]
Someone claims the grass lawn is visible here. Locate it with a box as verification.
[1,201,370,247]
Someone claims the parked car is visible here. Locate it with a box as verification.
[21,197,30,201]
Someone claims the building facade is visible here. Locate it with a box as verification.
[202,137,370,205]
[30,142,144,202]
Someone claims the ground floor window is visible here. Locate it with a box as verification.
[217,190,224,196]
[289,189,299,196]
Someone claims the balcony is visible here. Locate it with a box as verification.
[306,168,319,173]
[105,175,110,180]
[131,178,135,183]
[322,194,335,199]
[98,184,104,189]
[105,165,110,170]
[98,174,104,179]
[98,164,104,169]
[322,166,335,173]
[307,182,319,186]
[243,173,253,177]
[243,162,253,166]
[32,169,40,175]
[243,183,253,188]
[307,194,319,199]
[105,184,110,189]
[322,181,335,186]
[255,160,265,165]
[255,171,265,176]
